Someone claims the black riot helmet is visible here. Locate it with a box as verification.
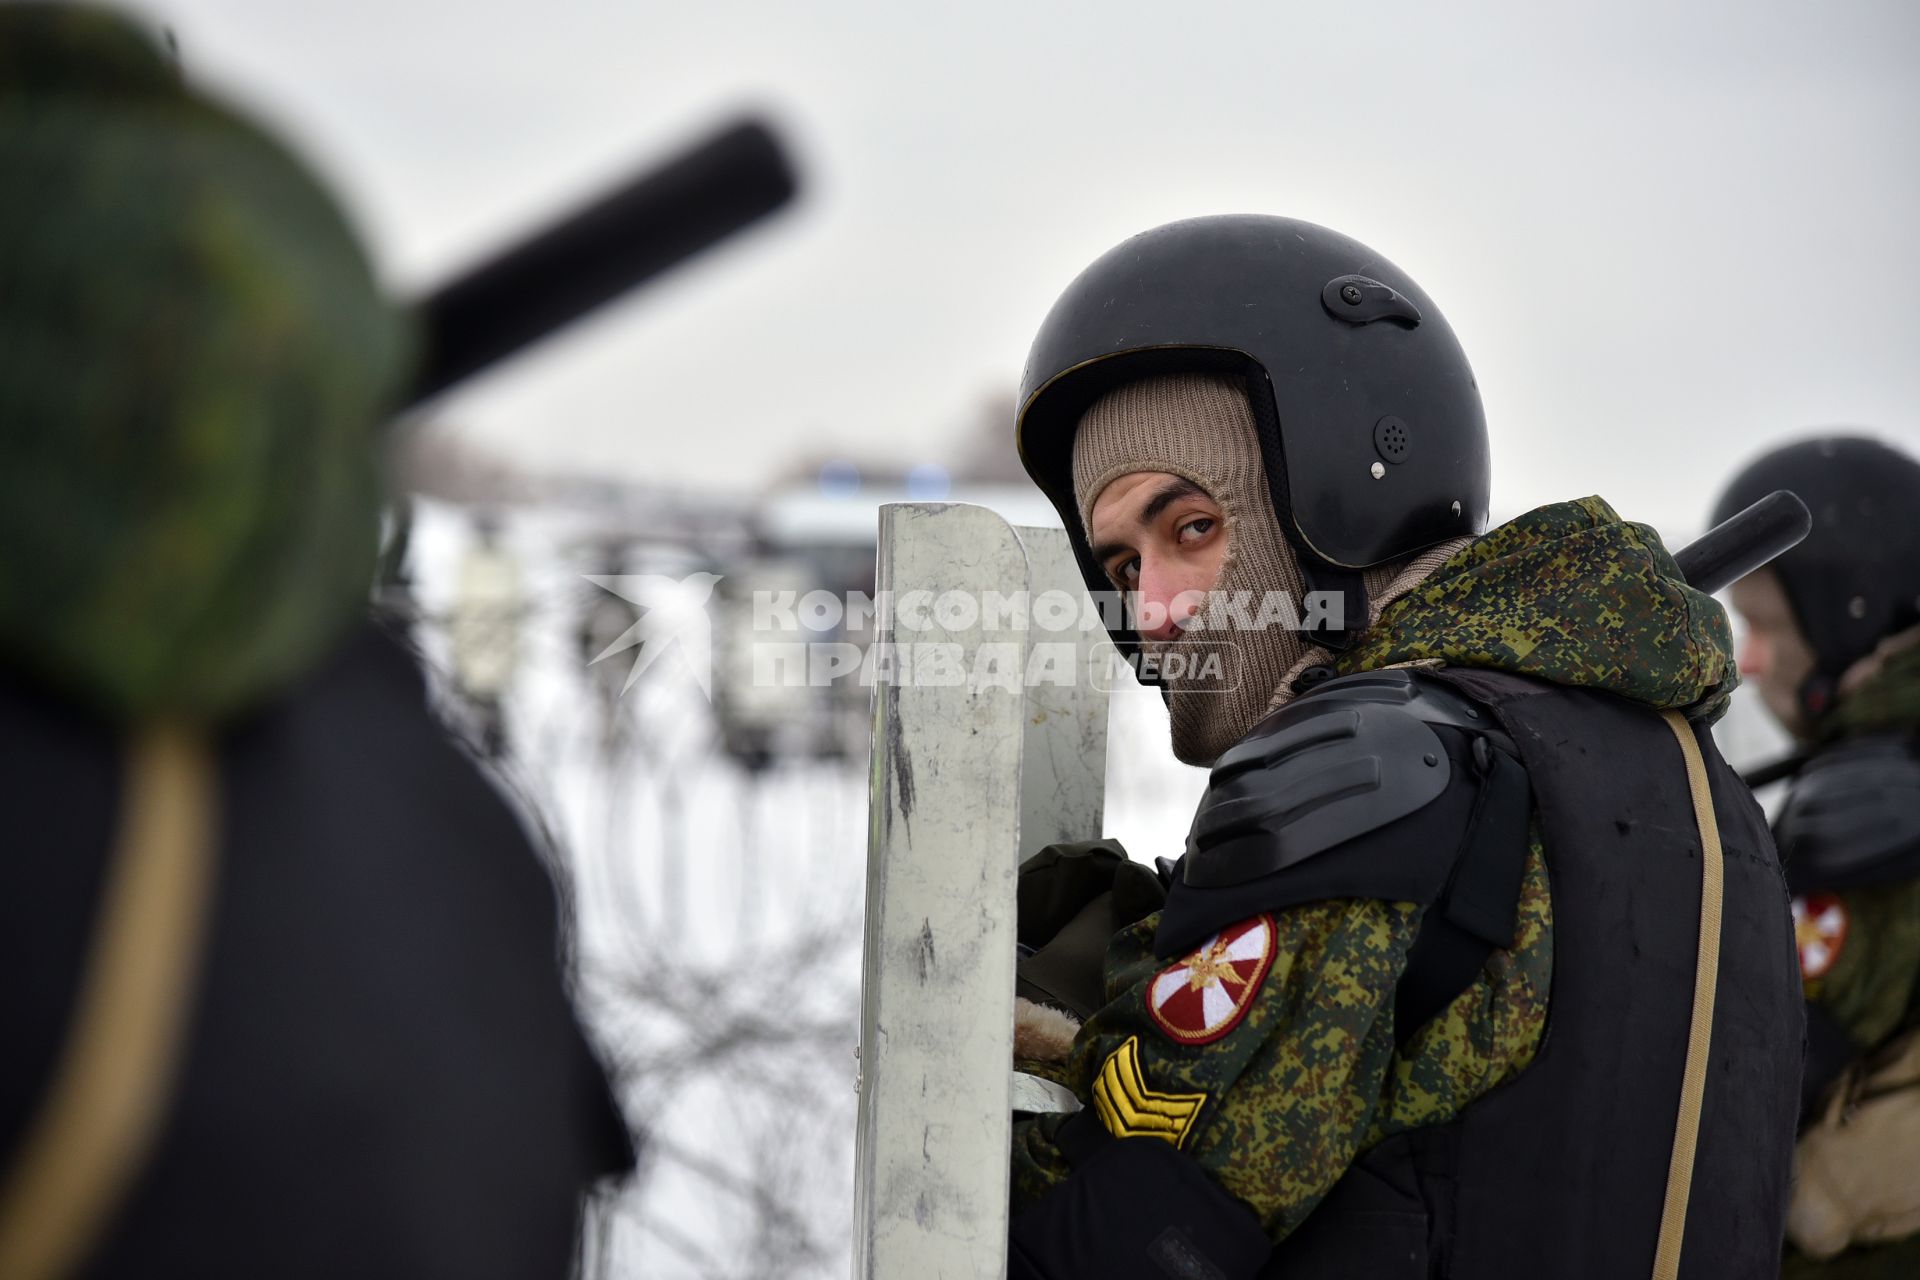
[1711,435,1920,716]
[1015,215,1489,652]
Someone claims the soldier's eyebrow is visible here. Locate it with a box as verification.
[1090,478,1214,563]
[1140,477,1211,525]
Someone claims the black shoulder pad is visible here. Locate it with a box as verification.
[1154,669,1531,962]
[1183,670,1500,889]
[1778,734,1920,893]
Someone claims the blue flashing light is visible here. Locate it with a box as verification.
[818,460,861,499]
[906,463,951,501]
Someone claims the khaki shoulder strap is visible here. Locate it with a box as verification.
[1651,710,1727,1280]
[0,724,218,1280]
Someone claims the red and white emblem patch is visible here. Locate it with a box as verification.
[1147,915,1278,1045]
[1793,893,1850,981]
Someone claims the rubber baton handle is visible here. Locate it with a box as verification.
[1672,490,1812,596]
[405,116,798,406]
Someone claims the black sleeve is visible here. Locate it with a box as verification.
[1009,1114,1271,1280]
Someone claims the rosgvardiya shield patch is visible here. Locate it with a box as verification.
[1793,893,1849,981]
[1146,914,1278,1045]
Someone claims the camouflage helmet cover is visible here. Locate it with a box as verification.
[0,4,411,719]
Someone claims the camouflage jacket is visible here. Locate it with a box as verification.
[1011,496,1738,1242]
[1780,642,1920,1277]
[1796,644,1920,1052]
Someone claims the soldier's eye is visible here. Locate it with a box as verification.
[1177,517,1215,543]
[1109,556,1140,587]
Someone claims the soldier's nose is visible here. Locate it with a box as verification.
[1133,567,1187,643]
[1738,633,1769,678]
[1135,568,1207,643]
[1135,594,1184,643]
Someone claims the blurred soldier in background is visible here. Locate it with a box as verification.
[1712,437,1920,1278]
[0,7,630,1278]
[450,512,525,759]
[1002,215,1801,1278]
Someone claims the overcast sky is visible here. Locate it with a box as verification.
[135,0,1920,533]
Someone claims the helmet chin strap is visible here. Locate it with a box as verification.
[1296,559,1366,653]
[1239,371,1370,652]
[1797,668,1839,727]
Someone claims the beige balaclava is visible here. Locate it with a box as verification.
[1073,372,1467,765]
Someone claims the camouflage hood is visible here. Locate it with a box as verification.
[1811,639,1920,746]
[0,6,410,721]
[1334,496,1739,723]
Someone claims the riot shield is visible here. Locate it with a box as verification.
[852,503,1111,1279]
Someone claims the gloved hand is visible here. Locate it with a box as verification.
[1014,839,1166,1023]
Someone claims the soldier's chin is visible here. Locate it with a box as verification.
[1760,681,1809,739]
[1166,692,1243,767]
[1156,645,1251,767]
[1138,637,1244,691]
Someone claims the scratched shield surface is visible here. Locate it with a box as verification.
[399,493,1793,1277]
[399,497,1199,1278]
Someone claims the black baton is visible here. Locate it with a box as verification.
[1673,490,1811,596]
[406,116,798,406]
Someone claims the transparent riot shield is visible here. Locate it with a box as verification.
[852,503,1112,1279]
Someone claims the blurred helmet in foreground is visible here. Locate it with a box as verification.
[0,3,411,720]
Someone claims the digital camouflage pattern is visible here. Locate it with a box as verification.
[1009,840,1551,1237]
[0,5,409,720]
[1788,640,1920,1279]
[1811,642,1920,748]
[1800,879,1920,1052]
[1338,495,1739,724]
[1012,497,1734,1239]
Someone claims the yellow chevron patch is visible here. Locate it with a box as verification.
[1090,1036,1207,1149]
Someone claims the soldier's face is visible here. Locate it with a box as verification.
[1727,569,1817,733]
[1087,472,1229,643]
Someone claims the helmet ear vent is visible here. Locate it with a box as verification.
[1374,416,1411,464]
